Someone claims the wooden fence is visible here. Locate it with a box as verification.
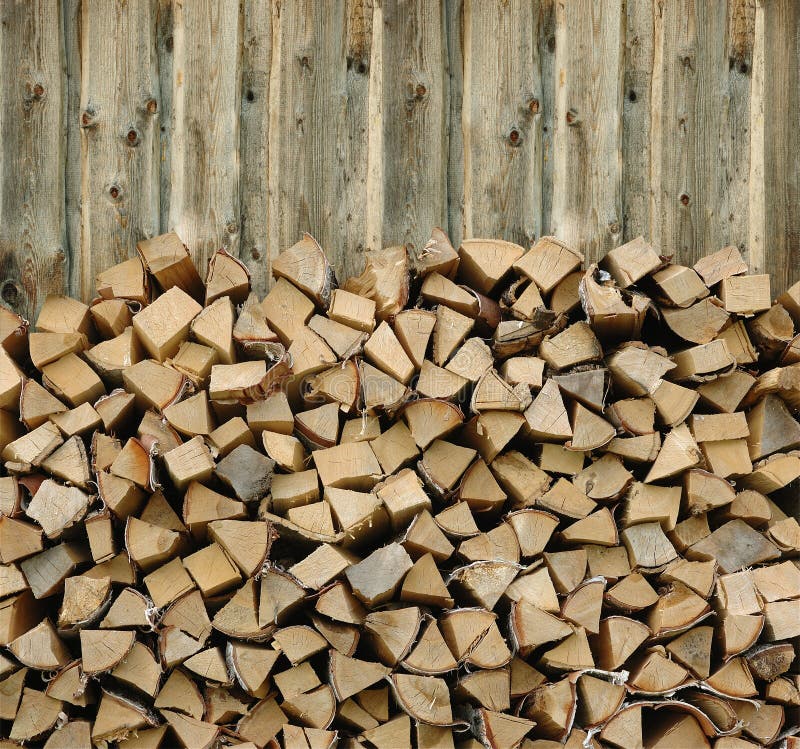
[0,0,798,321]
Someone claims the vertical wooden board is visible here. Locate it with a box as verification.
[239,0,272,295]
[380,0,448,255]
[621,0,654,242]
[459,0,541,247]
[650,0,754,267]
[64,0,82,300]
[538,0,557,237]
[760,0,799,292]
[550,0,624,263]
[0,0,66,320]
[169,0,242,276]
[156,0,175,235]
[445,0,465,249]
[79,0,160,302]
[268,0,372,281]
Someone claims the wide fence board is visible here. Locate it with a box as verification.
[0,0,66,321]
[78,0,161,300]
[0,0,797,319]
[168,0,242,275]
[458,0,542,247]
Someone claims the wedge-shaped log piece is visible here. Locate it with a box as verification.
[155,671,206,719]
[189,296,235,364]
[236,697,287,748]
[210,359,289,402]
[313,441,381,491]
[662,297,730,344]
[91,298,133,338]
[433,304,474,366]
[539,322,602,371]
[476,708,536,749]
[601,235,660,287]
[449,560,518,609]
[205,249,250,305]
[394,309,436,369]
[344,245,409,321]
[606,345,675,396]
[258,567,305,627]
[162,710,220,749]
[164,436,214,490]
[365,606,422,665]
[511,600,572,656]
[706,657,757,698]
[272,234,335,307]
[208,520,271,577]
[594,616,650,670]
[644,423,701,483]
[403,509,454,561]
[9,688,64,743]
[568,403,615,451]
[20,542,89,599]
[364,321,415,384]
[520,678,576,741]
[621,522,677,569]
[524,379,572,441]
[26,479,90,538]
[514,236,583,293]
[29,331,88,370]
[215,444,274,503]
[471,369,526,412]
[391,673,453,726]
[110,437,151,489]
[670,339,736,381]
[458,239,524,293]
[345,542,412,606]
[9,619,71,669]
[362,714,411,749]
[80,628,135,675]
[133,287,202,362]
[143,557,195,608]
[539,627,594,671]
[420,440,476,493]
[719,273,771,314]
[686,519,780,573]
[329,651,391,701]
[360,360,409,412]
[325,486,387,547]
[400,554,453,609]
[491,450,551,509]
[0,305,29,361]
[289,543,357,591]
[665,625,713,679]
[37,294,94,338]
[648,583,711,637]
[2,419,63,466]
[747,394,800,460]
[137,232,203,299]
[693,245,748,286]
[123,359,185,411]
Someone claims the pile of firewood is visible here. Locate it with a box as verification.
[0,229,798,749]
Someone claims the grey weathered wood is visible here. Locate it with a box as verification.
[537,0,556,238]
[380,0,448,255]
[445,0,465,249]
[0,0,66,320]
[759,0,799,292]
[650,0,754,267]
[168,0,242,276]
[268,0,371,280]
[156,0,174,237]
[239,0,272,295]
[64,0,82,302]
[621,0,654,243]
[458,0,541,247]
[549,0,625,264]
[78,0,160,301]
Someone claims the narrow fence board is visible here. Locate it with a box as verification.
[268,0,371,280]
[458,0,541,246]
[169,0,242,275]
[761,0,799,292]
[538,0,557,239]
[78,0,160,302]
[549,0,624,264]
[64,0,82,300]
[0,0,66,320]
[380,0,448,255]
[240,0,272,295]
[650,0,754,267]
[621,0,654,244]
[156,0,175,238]
[445,0,465,249]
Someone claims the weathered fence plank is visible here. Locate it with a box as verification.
[621,0,654,243]
[0,0,797,306]
[0,0,66,320]
[549,0,625,264]
[457,0,542,247]
[268,0,371,279]
[169,0,242,275]
[380,0,448,255]
[760,0,799,293]
[650,0,754,267]
[78,0,160,302]
[239,0,272,295]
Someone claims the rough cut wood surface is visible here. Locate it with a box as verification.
[0,0,798,328]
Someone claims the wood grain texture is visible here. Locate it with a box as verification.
[621,0,654,242]
[0,0,797,306]
[459,0,542,246]
[760,0,799,292]
[169,0,242,277]
[239,0,272,295]
[78,0,160,302]
[268,0,371,280]
[0,0,66,320]
[650,0,755,267]
[549,0,625,264]
[380,0,448,255]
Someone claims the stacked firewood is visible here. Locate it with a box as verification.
[0,229,798,749]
